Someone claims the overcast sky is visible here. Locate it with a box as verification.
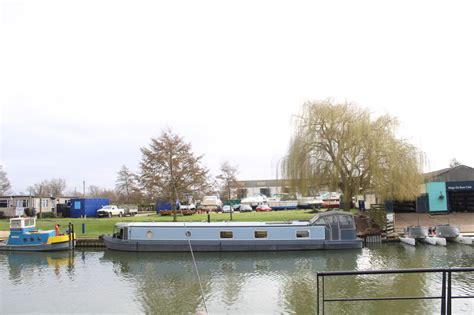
[1,0,474,194]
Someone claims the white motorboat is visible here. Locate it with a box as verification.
[433,224,472,245]
[241,194,268,208]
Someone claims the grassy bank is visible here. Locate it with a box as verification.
[0,210,318,238]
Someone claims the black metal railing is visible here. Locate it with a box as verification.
[317,267,474,315]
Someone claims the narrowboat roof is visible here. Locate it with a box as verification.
[115,220,311,228]
[115,212,354,229]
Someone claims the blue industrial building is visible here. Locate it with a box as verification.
[69,198,109,218]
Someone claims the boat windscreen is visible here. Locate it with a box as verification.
[338,215,354,227]
[309,216,322,225]
[10,220,21,228]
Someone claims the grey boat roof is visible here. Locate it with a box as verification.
[115,211,354,228]
[116,220,311,228]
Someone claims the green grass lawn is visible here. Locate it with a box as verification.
[0,210,321,238]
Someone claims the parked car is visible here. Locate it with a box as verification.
[179,203,196,210]
[256,204,272,212]
[240,204,253,212]
[97,205,125,218]
[232,204,241,211]
[222,205,233,213]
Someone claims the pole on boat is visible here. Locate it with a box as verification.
[68,222,74,249]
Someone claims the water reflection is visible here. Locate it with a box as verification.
[1,250,75,282]
[0,244,472,314]
[99,249,361,314]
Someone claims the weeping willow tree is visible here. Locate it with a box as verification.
[282,100,424,211]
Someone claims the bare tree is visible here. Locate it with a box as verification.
[216,161,239,202]
[115,165,141,203]
[48,178,67,197]
[283,100,424,211]
[29,178,66,197]
[449,158,461,168]
[140,129,209,221]
[87,185,102,198]
[0,165,12,195]
[88,185,118,202]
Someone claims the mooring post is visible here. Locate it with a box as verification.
[82,223,85,234]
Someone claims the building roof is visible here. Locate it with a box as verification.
[423,165,474,181]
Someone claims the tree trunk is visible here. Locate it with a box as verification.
[342,189,352,211]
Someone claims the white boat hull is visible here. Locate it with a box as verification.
[454,236,472,245]
[423,237,437,245]
[400,237,416,246]
[433,237,446,246]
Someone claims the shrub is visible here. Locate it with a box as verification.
[40,212,57,219]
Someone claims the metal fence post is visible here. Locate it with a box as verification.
[317,275,320,315]
[441,271,446,315]
[447,270,452,315]
[322,276,325,315]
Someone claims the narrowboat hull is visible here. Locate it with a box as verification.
[103,236,363,252]
[0,240,76,252]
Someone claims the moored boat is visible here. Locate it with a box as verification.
[267,194,298,210]
[103,211,363,252]
[0,217,76,251]
[400,226,429,246]
[297,195,323,209]
[433,224,472,245]
[240,193,268,209]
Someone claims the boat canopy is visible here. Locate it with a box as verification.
[309,211,355,227]
[10,217,36,229]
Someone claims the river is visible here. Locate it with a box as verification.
[0,244,473,314]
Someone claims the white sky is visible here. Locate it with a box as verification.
[1,0,474,194]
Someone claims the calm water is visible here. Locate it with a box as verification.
[0,244,473,314]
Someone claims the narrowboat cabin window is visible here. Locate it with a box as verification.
[146,231,153,239]
[220,231,233,238]
[296,230,310,238]
[254,231,268,238]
